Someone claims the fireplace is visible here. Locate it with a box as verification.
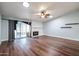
[33,31,39,36]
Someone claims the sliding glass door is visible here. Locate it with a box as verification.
[15,22,30,39]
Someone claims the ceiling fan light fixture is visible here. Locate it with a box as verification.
[23,2,30,8]
[41,15,45,18]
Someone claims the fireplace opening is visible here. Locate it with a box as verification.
[33,31,39,36]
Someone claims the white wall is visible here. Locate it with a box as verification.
[1,19,9,42]
[32,21,43,37]
[43,10,79,41]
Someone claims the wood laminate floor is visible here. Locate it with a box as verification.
[0,36,79,56]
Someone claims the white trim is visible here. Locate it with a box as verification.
[32,34,44,37]
[44,35,79,41]
[1,39,8,41]
[0,41,1,45]
[0,39,8,45]
[2,16,30,22]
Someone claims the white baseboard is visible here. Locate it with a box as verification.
[0,39,8,45]
[44,35,79,41]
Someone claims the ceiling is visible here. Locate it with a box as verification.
[0,2,79,22]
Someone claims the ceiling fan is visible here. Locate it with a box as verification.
[34,10,53,19]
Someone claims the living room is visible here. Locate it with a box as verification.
[0,2,79,56]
